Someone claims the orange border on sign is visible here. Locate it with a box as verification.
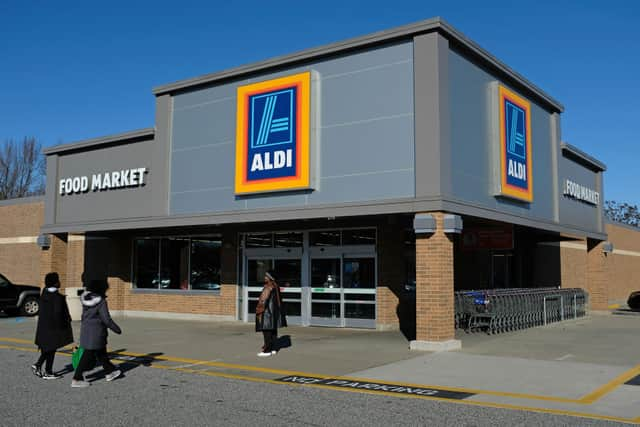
[235,72,310,195]
[498,85,533,202]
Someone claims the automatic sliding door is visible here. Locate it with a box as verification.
[275,259,302,324]
[310,258,342,326]
[244,256,302,325]
[343,257,376,328]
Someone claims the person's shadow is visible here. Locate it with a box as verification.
[276,335,292,351]
[57,348,164,381]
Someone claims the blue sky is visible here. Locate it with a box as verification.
[1,0,638,205]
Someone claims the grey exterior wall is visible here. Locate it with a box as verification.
[170,42,415,215]
[446,48,557,223]
[558,154,604,232]
[52,139,158,225]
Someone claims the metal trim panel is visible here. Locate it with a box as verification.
[43,128,155,155]
[40,194,606,239]
[152,18,563,113]
[561,142,607,172]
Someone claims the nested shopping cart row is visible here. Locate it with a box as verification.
[454,288,588,334]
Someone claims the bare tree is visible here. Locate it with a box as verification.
[604,200,640,227]
[0,137,45,200]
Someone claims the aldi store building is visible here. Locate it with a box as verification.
[13,18,620,350]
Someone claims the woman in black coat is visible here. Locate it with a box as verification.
[255,270,284,357]
[72,279,122,388]
[33,272,74,379]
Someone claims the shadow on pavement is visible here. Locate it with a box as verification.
[276,335,292,351]
[56,349,164,380]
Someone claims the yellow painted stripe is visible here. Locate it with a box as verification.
[122,364,640,425]
[580,363,640,404]
[0,344,637,424]
[0,337,632,407]
[0,339,582,403]
[608,304,621,309]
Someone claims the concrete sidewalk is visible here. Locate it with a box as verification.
[1,311,639,423]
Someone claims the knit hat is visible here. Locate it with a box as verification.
[265,270,277,282]
[44,272,60,288]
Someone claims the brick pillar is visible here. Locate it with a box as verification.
[410,212,461,351]
[586,238,608,311]
[40,233,67,287]
[377,220,405,330]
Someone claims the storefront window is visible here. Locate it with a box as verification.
[310,230,340,246]
[274,232,303,248]
[133,236,221,291]
[342,229,376,246]
[245,233,272,248]
[191,239,221,291]
[134,239,160,289]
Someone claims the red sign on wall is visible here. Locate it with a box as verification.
[462,225,514,250]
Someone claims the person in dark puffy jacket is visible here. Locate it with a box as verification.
[255,270,284,357]
[71,279,122,388]
[32,272,74,379]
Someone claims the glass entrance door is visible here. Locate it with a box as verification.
[243,248,303,325]
[309,247,376,328]
[241,229,376,328]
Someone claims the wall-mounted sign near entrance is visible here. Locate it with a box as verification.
[235,72,311,195]
[59,167,148,196]
[563,179,600,206]
[496,85,533,202]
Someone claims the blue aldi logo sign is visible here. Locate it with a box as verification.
[498,85,533,202]
[235,73,311,194]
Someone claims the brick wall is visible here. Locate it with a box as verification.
[605,223,640,303]
[0,198,44,286]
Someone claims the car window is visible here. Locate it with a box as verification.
[0,275,9,287]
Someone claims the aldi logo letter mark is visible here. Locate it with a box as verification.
[235,72,311,195]
[498,85,533,202]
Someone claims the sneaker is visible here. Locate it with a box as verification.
[42,373,63,380]
[71,379,90,388]
[105,370,122,382]
[257,352,272,357]
[271,350,277,355]
[31,365,42,378]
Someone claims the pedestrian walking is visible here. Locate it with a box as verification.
[32,272,74,379]
[255,270,285,357]
[71,279,122,388]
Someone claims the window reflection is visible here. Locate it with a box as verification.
[342,229,376,245]
[310,230,340,246]
[134,239,159,289]
[191,239,221,291]
[343,258,375,289]
[311,259,341,288]
[133,236,222,291]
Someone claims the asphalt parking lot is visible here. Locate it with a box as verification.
[1,310,639,424]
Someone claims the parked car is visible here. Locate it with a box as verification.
[628,291,640,311]
[0,273,40,316]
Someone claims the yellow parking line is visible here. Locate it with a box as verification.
[580,363,640,404]
[0,337,633,407]
[608,304,621,309]
[1,343,638,424]
[132,364,640,425]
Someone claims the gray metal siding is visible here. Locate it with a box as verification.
[558,155,602,232]
[53,140,157,223]
[447,49,556,222]
[170,42,414,216]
